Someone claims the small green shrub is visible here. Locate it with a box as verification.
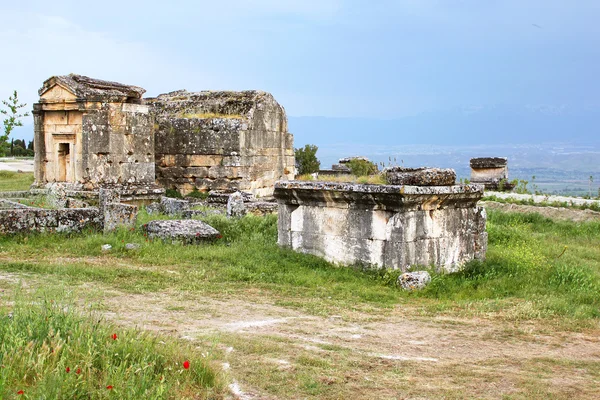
[186,188,209,200]
[164,188,182,199]
[295,144,320,175]
[346,159,378,177]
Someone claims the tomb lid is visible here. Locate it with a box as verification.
[470,157,508,168]
[38,74,145,103]
[145,89,280,119]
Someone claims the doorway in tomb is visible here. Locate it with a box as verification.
[58,143,71,182]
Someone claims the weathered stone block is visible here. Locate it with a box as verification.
[103,203,137,233]
[386,167,456,186]
[143,219,220,244]
[274,181,487,272]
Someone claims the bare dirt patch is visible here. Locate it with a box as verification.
[97,288,600,399]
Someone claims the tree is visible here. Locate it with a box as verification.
[295,144,320,175]
[0,91,29,156]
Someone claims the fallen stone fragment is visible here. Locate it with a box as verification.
[385,167,456,186]
[145,202,161,215]
[160,197,190,215]
[227,192,246,218]
[398,271,431,291]
[143,219,220,244]
[246,201,278,216]
[101,244,112,251]
[125,243,141,250]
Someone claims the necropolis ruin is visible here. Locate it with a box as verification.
[33,75,295,197]
[274,170,487,272]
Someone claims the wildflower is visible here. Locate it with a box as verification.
[17,390,24,395]
[66,367,70,373]
[111,333,118,340]
[216,234,223,239]
[183,360,190,369]
[106,385,113,390]
[76,368,81,374]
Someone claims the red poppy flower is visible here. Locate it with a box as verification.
[216,234,223,239]
[76,368,81,374]
[183,360,190,369]
[66,367,70,373]
[17,390,24,395]
[111,333,117,340]
[106,385,113,390]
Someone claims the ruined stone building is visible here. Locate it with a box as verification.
[33,75,295,197]
[33,75,155,190]
[147,90,294,197]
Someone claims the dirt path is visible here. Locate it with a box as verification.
[3,272,600,399]
[101,289,600,399]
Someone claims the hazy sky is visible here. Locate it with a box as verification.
[1,0,598,125]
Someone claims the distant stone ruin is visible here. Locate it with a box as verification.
[470,157,514,190]
[274,171,487,272]
[32,74,295,199]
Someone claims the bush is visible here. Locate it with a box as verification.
[295,144,320,175]
[164,189,182,199]
[346,159,378,177]
[185,188,209,200]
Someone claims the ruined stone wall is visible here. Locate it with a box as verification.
[148,90,295,197]
[274,181,487,273]
[0,208,102,234]
[80,103,154,188]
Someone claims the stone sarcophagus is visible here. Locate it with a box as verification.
[147,90,295,197]
[274,180,487,272]
[33,74,156,190]
[470,157,514,190]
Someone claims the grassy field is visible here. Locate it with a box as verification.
[0,171,34,191]
[1,204,600,397]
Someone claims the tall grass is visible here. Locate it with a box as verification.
[0,289,223,399]
[0,171,34,191]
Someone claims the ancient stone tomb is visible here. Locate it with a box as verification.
[147,90,295,197]
[33,74,295,198]
[470,157,513,190]
[33,75,155,190]
[274,174,487,272]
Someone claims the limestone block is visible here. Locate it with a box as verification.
[143,219,220,244]
[398,271,431,290]
[226,192,246,218]
[274,181,486,272]
[386,167,456,186]
[103,203,138,233]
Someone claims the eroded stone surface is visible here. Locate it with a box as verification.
[143,219,220,244]
[274,181,487,272]
[226,192,246,218]
[385,167,456,186]
[104,203,138,233]
[160,197,190,215]
[148,90,295,197]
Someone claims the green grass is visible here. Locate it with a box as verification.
[0,171,34,191]
[1,209,599,323]
[0,289,223,399]
[415,211,600,321]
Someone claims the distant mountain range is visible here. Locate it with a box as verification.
[288,105,600,148]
